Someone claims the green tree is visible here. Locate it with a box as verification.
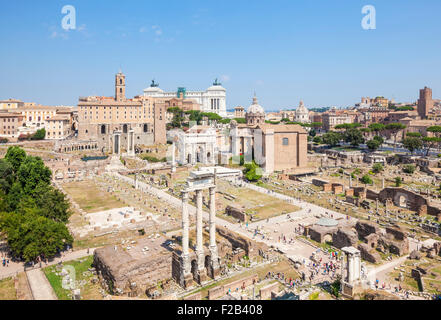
[313,136,322,144]
[372,163,384,174]
[5,146,27,172]
[395,177,402,187]
[395,106,414,111]
[344,128,365,147]
[17,184,71,223]
[422,137,441,156]
[402,137,423,155]
[201,112,222,122]
[16,156,52,195]
[386,123,406,152]
[427,125,441,153]
[234,118,246,124]
[361,175,373,185]
[373,135,384,144]
[31,128,46,140]
[427,126,441,136]
[0,147,73,261]
[403,164,415,174]
[406,132,422,138]
[335,123,362,130]
[309,122,323,129]
[243,161,262,182]
[368,123,386,135]
[367,139,381,151]
[0,159,14,194]
[0,211,73,262]
[322,131,342,147]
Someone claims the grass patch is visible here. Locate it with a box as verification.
[0,277,16,300]
[43,255,103,300]
[309,291,320,300]
[62,180,126,213]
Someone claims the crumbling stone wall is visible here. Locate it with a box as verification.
[94,245,173,296]
[375,187,441,217]
[216,225,267,258]
[225,205,247,222]
[307,225,337,243]
[208,274,258,300]
[358,243,381,264]
[259,282,279,300]
[355,221,379,240]
[332,228,358,249]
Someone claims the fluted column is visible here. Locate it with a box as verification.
[171,142,176,173]
[196,190,204,269]
[209,186,219,273]
[181,192,190,274]
[209,187,217,248]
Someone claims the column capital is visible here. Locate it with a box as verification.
[182,191,189,201]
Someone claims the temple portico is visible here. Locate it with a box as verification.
[175,169,220,288]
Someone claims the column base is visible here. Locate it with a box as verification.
[207,265,221,280]
[182,273,195,289]
[195,269,208,285]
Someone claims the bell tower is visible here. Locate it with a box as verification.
[115,71,126,101]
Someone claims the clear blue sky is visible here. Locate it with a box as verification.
[1,0,440,111]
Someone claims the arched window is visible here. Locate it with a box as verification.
[123,124,128,133]
[143,124,148,133]
[101,125,106,134]
[282,138,289,146]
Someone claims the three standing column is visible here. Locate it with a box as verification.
[208,186,220,278]
[181,192,192,284]
[195,190,207,282]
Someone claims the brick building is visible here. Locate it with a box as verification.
[229,95,308,174]
[46,114,72,140]
[77,72,167,153]
[0,112,24,139]
[417,87,434,119]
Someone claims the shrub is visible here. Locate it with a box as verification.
[243,161,262,182]
[403,164,415,174]
[372,163,383,174]
[361,175,373,185]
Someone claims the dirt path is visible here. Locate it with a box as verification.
[26,269,57,300]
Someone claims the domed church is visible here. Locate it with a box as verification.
[229,94,308,175]
[294,100,310,123]
[245,94,266,125]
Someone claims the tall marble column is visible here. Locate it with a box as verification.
[209,186,219,277]
[196,190,204,270]
[181,192,190,275]
[171,142,176,173]
[347,254,354,284]
[128,129,135,157]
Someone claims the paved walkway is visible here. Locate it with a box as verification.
[0,248,96,281]
[26,268,57,300]
[367,255,409,284]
